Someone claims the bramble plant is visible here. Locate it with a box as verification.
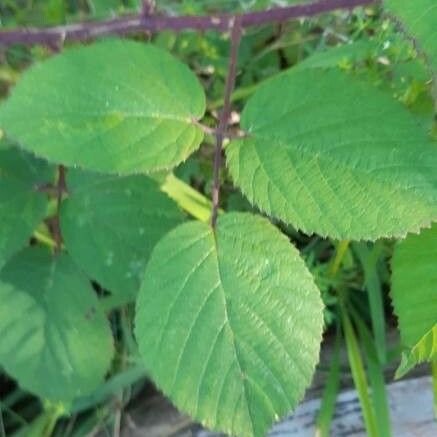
[0,0,436,436]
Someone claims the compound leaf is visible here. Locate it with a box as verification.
[385,0,437,74]
[0,247,114,402]
[0,39,205,175]
[135,213,323,437]
[227,68,437,240]
[61,169,184,296]
[0,142,52,267]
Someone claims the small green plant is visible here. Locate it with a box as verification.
[0,1,436,436]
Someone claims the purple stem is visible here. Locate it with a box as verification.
[211,18,242,229]
[141,0,155,17]
[53,165,66,254]
[0,0,375,46]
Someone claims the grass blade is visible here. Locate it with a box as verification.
[315,327,341,437]
[329,240,350,277]
[161,173,213,222]
[341,304,378,437]
[353,309,392,437]
[70,364,147,414]
[354,242,387,363]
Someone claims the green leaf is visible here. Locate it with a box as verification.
[0,247,114,402]
[0,39,205,175]
[385,0,437,74]
[135,213,323,437]
[391,224,437,376]
[396,325,437,378]
[297,40,376,70]
[0,143,52,267]
[391,224,437,347]
[226,68,437,240]
[61,169,184,296]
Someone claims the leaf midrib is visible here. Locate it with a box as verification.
[211,230,257,437]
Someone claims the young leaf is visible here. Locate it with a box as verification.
[0,247,114,402]
[0,143,52,267]
[135,213,324,437]
[61,169,184,296]
[391,224,437,373]
[0,39,206,175]
[385,0,437,74]
[396,326,437,378]
[226,68,437,240]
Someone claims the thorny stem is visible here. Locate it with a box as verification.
[34,182,60,196]
[53,165,66,254]
[141,0,155,17]
[0,0,375,46]
[211,18,242,229]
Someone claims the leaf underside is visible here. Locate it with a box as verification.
[61,169,184,296]
[0,247,114,402]
[0,39,206,175]
[227,68,437,241]
[135,213,324,437]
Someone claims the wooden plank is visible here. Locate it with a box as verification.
[195,377,436,437]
